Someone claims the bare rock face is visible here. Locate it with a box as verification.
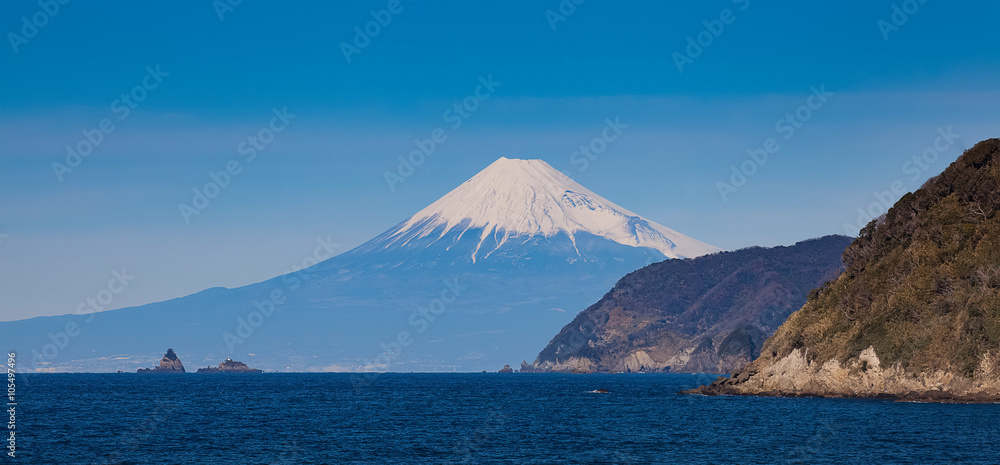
[617,350,657,373]
[498,364,514,373]
[137,348,186,373]
[688,347,1000,402]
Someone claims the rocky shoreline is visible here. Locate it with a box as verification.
[525,236,852,375]
[685,347,1000,403]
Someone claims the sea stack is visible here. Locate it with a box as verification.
[689,139,1000,402]
[518,360,537,373]
[196,357,262,373]
[137,348,186,373]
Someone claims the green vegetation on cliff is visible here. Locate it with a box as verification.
[763,139,1000,379]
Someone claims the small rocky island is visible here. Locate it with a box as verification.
[137,348,186,373]
[197,357,262,373]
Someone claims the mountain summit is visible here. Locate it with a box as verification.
[5,158,720,373]
[364,157,720,263]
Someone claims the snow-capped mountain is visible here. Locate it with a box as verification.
[359,157,719,262]
[2,158,721,373]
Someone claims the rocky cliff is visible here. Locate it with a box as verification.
[528,235,852,373]
[690,139,1000,402]
[137,348,186,373]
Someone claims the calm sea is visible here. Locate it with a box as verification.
[13,373,1000,464]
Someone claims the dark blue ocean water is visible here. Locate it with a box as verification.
[12,373,1000,464]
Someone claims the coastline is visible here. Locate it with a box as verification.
[685,347,1000,404]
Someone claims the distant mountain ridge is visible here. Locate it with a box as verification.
[2,157,720,373]
[527,235,852,374]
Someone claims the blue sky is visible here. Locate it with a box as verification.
[1,1,999,321]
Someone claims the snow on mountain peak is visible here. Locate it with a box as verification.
[385,157,721,261]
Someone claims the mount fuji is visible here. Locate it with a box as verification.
[366,157,719,263]
[3,158,721,373]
